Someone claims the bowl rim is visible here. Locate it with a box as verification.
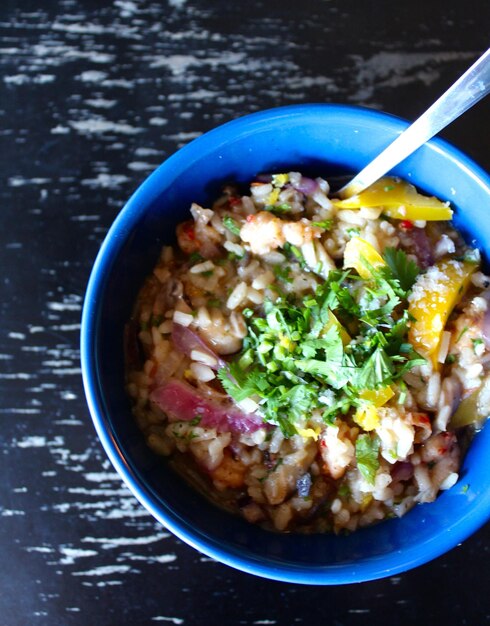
[81,103,490,585]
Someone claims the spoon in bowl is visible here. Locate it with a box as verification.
[337,47,490,199]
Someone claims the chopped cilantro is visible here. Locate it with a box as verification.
[273,265,292,283]
[472,338,484,353]
[223,215,242,236]
[355,434,380,484]
[264,203,292,215]
[382,247,420,291]
[189,251,203,264]
[151,314,164,327]
[456,326,469,343]
[311,219,333,230]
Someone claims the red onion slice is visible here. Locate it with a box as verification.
[150,378,264,434]
[292,176,319,195]
[407,227,434,268]
[172,323,226,370]
[391,461,414,482]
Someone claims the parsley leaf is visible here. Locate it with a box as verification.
[382,247,420,291]
[223,215,242,236]
[355,434,380,484]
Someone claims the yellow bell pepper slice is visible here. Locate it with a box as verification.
[408,259,477,367]
[333,177,453,221]
[296,426,322,440]
[353,387,394,431]
[343,237,386,279]
[323,309,351,346]
[359,386,395,407]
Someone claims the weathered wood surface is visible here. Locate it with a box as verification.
[0,1,489,624]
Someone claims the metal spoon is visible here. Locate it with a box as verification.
[338,47,490,199]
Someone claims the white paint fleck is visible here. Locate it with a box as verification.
[120,553,177,564]
[84,472,121,483]
[0,373,33,380]
[50,323,81,331]
[72,565,134,577]
[51,125,70,135]
[350,51,477,101]
[70,119,144,135]
[76,70,108,83]
[25,546,55,554]
[0,408,41,414]
[61,391,78,400]
[115,0,140,16]
[151,618,184,625]
[71,215,101,221]
[81,533,170,549]
[47,301,81,312]
[149,117,168,126]
[52,21,110,35]
[135,147,160,156]
[51,367,82,376]
[9,177,51,187]
[81,173,131,188]
[8,331,26,339]
[17,436,65,448]
[128,161,156,171]
[59,547,99,565]
[85,98,117,108]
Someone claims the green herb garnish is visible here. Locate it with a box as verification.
[217,259,425,436]
[223,215,242,236]
[264,203,292,215]
[382,247,420,291]
[355,434,381,484]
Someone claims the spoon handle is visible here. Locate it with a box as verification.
[338,47,490,198]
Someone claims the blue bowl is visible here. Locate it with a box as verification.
[81,104,490,584]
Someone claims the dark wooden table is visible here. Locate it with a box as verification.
[1,1,489,624]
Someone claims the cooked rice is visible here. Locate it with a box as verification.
[125,172,490,534]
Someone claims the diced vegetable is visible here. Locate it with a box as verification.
[333,177,453,221]
[353,387,394,431]
[150,378,264,434]
[408,260,477,366]
[343,237,386,279]
[172,323,226,370]
[323,309,351,346]
[450,376,490,428]
[359,386,395,407]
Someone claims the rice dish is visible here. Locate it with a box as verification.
[125,172,490,533]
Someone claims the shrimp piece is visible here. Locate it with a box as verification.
[210,451,247,489]
[282,218,322,247]
[240,211,322,256]
[176,220,200,255]
[319,423,355,480]
[240,211,285,255]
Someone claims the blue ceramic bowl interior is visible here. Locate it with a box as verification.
[81,104,490,584]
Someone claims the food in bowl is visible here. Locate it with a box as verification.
[125,170,490,534]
